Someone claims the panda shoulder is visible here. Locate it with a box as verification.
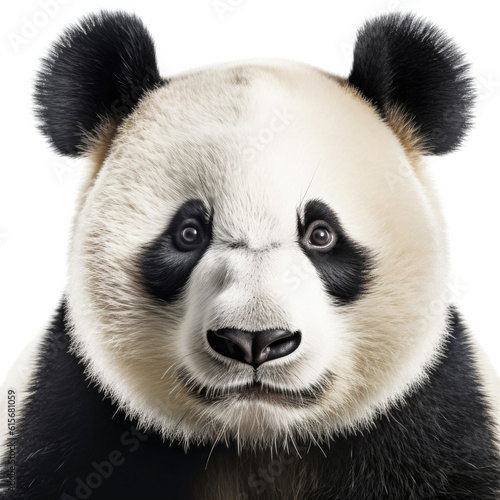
[470,336,500,454]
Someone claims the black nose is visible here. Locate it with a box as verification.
[207,328,301,368]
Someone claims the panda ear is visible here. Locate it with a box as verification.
[34,11,163,157]
[347,13,474,155]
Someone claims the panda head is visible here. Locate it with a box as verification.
[36,11,473,448]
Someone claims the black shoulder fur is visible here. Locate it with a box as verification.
[1,303,499,499]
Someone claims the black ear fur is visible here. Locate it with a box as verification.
[348,13,475,155]
[34,11,164,157]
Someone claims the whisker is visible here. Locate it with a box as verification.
[299,160,321,209]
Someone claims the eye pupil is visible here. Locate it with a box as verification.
[310,227,330,246]
[181,227,199,244]
[303,220,337,252]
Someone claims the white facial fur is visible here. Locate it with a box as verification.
[66,62,450,449]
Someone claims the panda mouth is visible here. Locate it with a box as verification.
[179,370,333,407]
[200,382,320,406]
[225,382,321,405]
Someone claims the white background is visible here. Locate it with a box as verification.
[1,0,499,384]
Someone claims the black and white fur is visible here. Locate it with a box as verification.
[1,11,499,499]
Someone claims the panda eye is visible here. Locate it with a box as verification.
[181,227,199,243]
[303,221,337,251]
[174,219,205,250]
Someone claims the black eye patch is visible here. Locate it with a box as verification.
[140,200,212,303]
[298,200,374,305]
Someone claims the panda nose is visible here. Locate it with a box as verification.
[207,328,301,368]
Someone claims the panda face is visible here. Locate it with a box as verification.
[66,62,449,447]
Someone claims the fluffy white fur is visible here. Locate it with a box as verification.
[66,61,452,449]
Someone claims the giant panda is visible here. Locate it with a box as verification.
[0,10,499,500]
